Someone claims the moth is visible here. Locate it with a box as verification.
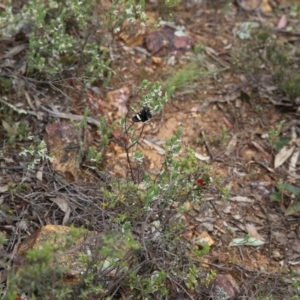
[132,107,152,123]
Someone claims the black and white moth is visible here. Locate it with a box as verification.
[132,107,152,123]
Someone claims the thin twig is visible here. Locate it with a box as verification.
[200,129,214,160]
[40,105,100,126]
[168,275,194,300]
[125,123,146,183]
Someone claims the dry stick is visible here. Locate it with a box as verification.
[0,166,26,170]
[232,262,277,275]
[125,143,135,183]
[208,198,222,219]
[48,83,75,103]
[167,275,194,300]
[40,105,100,126]
[237,246,245,261]
[200,129,214,160]
[205,47,230,69]
[125,123,146,184]
[123,112,135,182]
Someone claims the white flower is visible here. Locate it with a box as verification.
[125,8,132,15]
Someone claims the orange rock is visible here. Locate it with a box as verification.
[193,231,214,247]
[105,86,130,117]
[151,56,162,64]
[45,121,86,181]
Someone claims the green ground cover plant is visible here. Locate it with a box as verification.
[233,27,300,103]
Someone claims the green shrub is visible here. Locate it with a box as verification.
[6,242,72,300]
[233,28,300,102]
[0,0,147,84]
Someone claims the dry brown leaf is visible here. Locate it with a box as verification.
[36,166,43,181]
[274,145,295,169]
[3,44,27,58]
[245,223,264,240]
[2,120,15,136]
[289,150,300,179]
[24,90,36,111]
[62,208,71,225]
[49,197,70,213]
[277,15,288,29]
[225,134,237,156]
[251,141,271,161]
[229,196,254,203]
[48,197,71,225]
[194,152,210,161]
[0,185,9,193]
[143,138,165,155]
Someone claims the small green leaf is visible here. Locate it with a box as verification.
[270,192,281,202]
[285,201,300,216]
[240,90,251,102]
[280,183,300,196]
[275,136,291,150]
